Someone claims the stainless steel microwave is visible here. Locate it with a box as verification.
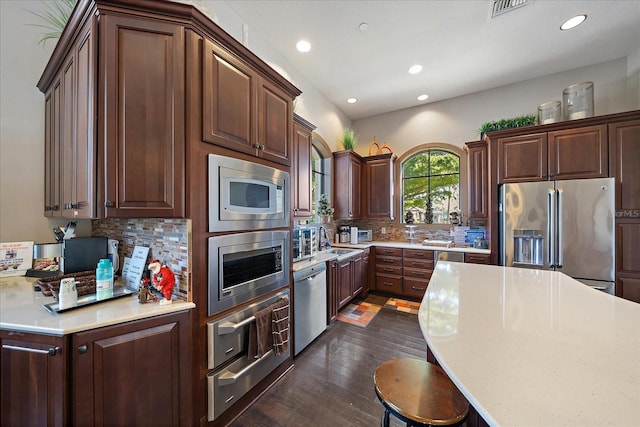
[208,154,290,232]
[208,230,290,315]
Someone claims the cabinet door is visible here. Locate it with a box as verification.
[71,24,96,218]
[549,125,608,180]
[72,311,190,427]
[497,133,547,183]
[351,255,363,297]
[617,276,640,304]
[60,53,76,217]
[202,38,256,155]
[327,260,338,322]
[333,151,362,219]
[337,258,353,308]
[101,15,185,218]
[467,140,488,220]
[292,120,313,218]
[363,154,395,219]
[258,78,292,165]
[0,332,67,427]
[44,81,62,217]
[610,119,640,212]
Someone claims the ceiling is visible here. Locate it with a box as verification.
[222,0,640,121]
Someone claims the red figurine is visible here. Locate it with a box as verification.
[148,260,175,305]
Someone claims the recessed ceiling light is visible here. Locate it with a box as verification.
[417,94,429,101]
[560,14,587,31]
[296,40,311,53]
[358,22,369,31]
[347,98,358,104]
[408,65,423,75]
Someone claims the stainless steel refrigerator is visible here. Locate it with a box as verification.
[500,177,615,293]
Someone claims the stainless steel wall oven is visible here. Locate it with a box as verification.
[208,230,290,316]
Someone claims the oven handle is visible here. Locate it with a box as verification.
[218,349,274,385]
[218,316,255,335]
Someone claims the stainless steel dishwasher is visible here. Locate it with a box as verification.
[434,250,465,264]
[293,262,327,355]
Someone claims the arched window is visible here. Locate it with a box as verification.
[311,134,332,221]
[401,147,461,224]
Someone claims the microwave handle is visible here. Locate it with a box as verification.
[218,316,255,335]
[218,349,274,385]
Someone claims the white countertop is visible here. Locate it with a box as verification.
[419,262,640,426]
[0,276,195,336]
[334,240,491,254]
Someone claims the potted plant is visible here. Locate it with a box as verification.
[316,194,334,223]
[477,114,536,138]
[339,128,357,150]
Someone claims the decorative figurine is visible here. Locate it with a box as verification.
[405,210,415,224]
[148,260,175,305]
[449,211,460,226]
[137,270,157,304]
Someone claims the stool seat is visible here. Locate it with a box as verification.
[374,358,469,426]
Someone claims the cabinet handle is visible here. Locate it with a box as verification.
[52,205,59,210]
[104,201,114,208]
[411,271,425,276]
[412,261,423,266]
[382,281,394,286]
[383,267,394,272]
[78,345,88,354]
[259,144,265,151]
[2,344,60,356]
[411,286,425,291]
[383,258,394,263]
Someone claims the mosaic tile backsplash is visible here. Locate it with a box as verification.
[92,219,191,301]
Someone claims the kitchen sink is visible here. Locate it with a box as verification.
[321,248,362,261]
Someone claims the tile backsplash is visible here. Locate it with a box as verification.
[92,219,191,301]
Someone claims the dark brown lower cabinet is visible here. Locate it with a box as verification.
[1,310,191,427]
[0,331,67,427]
[72,310,191,427]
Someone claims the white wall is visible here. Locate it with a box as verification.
[352,57,638,158]
[0,1,90,243]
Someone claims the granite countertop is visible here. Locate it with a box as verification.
[0,275,195,336]
[333,240,491,254]
[419,262,640,426]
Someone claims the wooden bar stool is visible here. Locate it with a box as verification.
[374,358,469,427]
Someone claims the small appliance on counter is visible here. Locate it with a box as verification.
[61,237,108,274]
[338,226,351,243]
[357,229,373,242]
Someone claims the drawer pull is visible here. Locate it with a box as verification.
[2,344,60,356]
[218,316,255,335]
[411,286,425,291]
[383,258,394,263]
[412,271,425,276]
[383,281,394,287]
[218,349,274,385]
[383,267,394,272]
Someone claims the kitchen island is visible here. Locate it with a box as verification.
[419,262,640,426]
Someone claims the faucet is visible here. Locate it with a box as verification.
[318,226,330,251]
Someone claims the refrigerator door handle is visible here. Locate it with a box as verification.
[556,188,563,268]
[547,189,556,268]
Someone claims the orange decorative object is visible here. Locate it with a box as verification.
[368,137,380,156]
[368,136,393,155]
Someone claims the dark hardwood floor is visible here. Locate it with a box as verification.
[231,296,427,426]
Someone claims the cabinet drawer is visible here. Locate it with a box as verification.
[375,273,402,294]
[403,279,428,299]
[375,247,403,257]
[465,253,491,264]
[403,249,434,260]
[403,267,433,280]
[376,255,402,265]
[375,264,403,275]
[403,258,434,269]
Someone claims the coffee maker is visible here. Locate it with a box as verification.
[338,226,351,243]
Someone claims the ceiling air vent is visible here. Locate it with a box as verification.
[491,0,531,18]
